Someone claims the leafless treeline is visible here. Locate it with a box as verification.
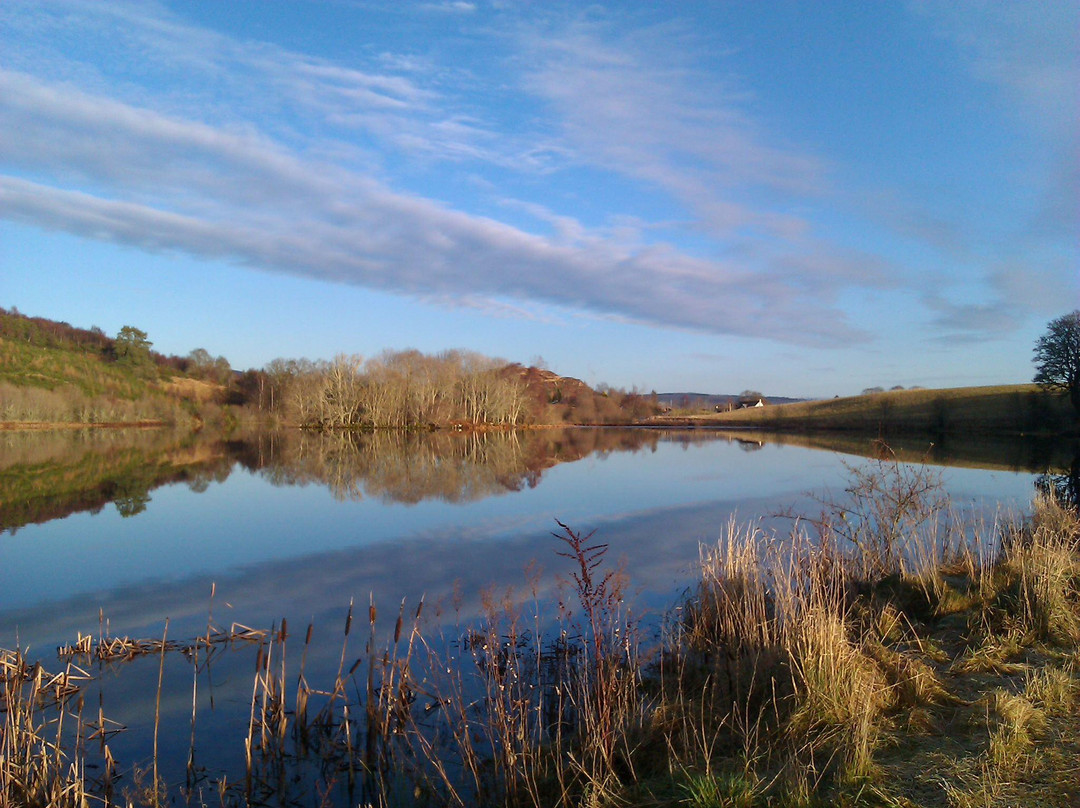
[262,350,532,428]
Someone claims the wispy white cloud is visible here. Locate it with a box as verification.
[417,294,562,325]
[922,297,1024,343]
[987,257,1079,316]
[875,2,1080,338]
[420,1,478,13]
[0,131,868,347]
[0,0,890,349]
[913,0,1079,137]
[516,18,910,304]
[8,0,1054,352]
[0,0,489,164]
[922,252,1078,340]
[911,2,1078,234]
[521,21,825,235]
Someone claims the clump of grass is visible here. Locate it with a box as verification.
[677,768,760,808]
[982,495,1080,645]
[984,689,1045,772]
[950,632,1027,676]
[408,521,646,808]
[662,516,934,799]
[787,605,889,782]
[1022,663,1078,715]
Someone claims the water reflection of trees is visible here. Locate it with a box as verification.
[0,426,720,527]
[237,428,674,504]
[7,425,1073,525]
[0,428,236,532]
[1036,442,1080,512]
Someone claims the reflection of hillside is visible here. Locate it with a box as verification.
[0,427,694,528]
[238,428,671,504]
[0,429,235,532]
[4,426,1071,528]
[708,429,1075,475]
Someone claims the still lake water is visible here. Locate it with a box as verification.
[0,425,1063,792]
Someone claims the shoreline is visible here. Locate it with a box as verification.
[0,420,169,431]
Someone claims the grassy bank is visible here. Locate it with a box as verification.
[649,384,1076,436]
[0,335,231,429]
[3,460,1079,806]
[1,309,663,431]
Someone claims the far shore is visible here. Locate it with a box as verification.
[0,420,169,431]
[636,383,1077,437]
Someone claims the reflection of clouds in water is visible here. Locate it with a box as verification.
[5,500,752,783]
[3,496,797,655]
[1,428,1052,656]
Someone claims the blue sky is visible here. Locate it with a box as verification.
[0,1,1076,397]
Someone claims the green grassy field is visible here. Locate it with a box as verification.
[0,332,235,426]
[652,384,1076,436]
[0,336,157,397]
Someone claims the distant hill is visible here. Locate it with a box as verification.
[650,385,1075,437]
[656,392,808,410]
[511,365,661,424]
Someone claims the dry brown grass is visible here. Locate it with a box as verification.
[159,377,222,403]
[1,649,93,808]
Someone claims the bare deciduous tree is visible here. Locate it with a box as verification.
[1033,310,1080,414]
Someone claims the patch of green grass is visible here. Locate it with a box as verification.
[677,769,760,807]
[0,337,156,398]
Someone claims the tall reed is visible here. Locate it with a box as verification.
[1,649,91,807]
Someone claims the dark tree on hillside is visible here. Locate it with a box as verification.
[114,325,152,368]
[1033,310,1080,415]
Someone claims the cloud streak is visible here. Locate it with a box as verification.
[0,49,884,346]
[5,1,1069,352]
[522,22,825,239]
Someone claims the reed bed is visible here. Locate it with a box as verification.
[1,649,94,808]
[57,623,268,664]
[2,459,1079,807]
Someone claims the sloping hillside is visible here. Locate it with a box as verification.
[0,308,219,425]
[511,365,660,424]
[649,384,1075,436]
[0,308,660,427]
